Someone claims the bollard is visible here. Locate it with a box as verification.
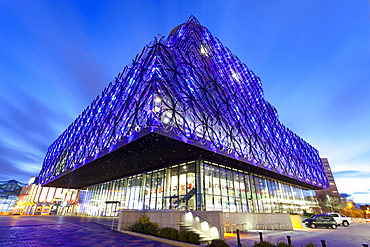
[320,239,326,247]
[362,244,369,247]
[259,231,263,242]
[236,229,242,247]
[286,235,292,246]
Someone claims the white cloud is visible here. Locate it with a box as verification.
[335,177,370,203]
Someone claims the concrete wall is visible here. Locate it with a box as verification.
[118,209,181,231]
[190,211,224,230]
[222,212,294,231]
[352,218,366,223]
[181,211,223,239]
[118,210,296,233]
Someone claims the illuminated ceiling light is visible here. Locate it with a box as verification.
[162,117,170,124]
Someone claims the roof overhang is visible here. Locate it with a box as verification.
[42,128,323,190]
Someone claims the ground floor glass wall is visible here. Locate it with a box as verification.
[77,159,319,216]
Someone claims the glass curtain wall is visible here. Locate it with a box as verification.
[77,159,318,216]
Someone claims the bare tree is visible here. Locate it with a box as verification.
[320,196,342,212]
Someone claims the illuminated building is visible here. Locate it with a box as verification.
[38,16,327,216]
[0,180,26,214]
[13,177,79,215]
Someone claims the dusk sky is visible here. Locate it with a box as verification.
[1,1,369,203]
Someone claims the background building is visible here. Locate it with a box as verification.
[37,17,326,216]
[316,158,340,200]
[315,158,341,212]
[0,180,26,214]
[13,177,79,215]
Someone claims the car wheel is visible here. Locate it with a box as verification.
[342,221,349,227]
[331,224,337,229]
[311,223,316,228]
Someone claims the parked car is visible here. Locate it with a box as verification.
[304,214,338,229]
[325,212,352,227]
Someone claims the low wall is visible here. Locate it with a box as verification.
[189,211,224,230]
[181,211,224,239]
[352,218,366,223]
[222,212,294,230]
[118,210,296,233]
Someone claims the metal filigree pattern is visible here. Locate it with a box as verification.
[38,16,328,189]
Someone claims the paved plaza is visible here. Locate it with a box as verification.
[0,215,176,247]
[1,216,369,247]
[225,223,370,247]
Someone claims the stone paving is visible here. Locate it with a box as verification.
[224,223,370,247]
[0,215,176,247]
[2,216,370,247]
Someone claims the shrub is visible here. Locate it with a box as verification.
[303,243,317,247]
[178,230,188,242]
[178,230,200,244]
[128,215,159,236]
[207,239,230,247]
[253,241,276,247]
[129,215,199,244]
[187,231,200,244]
[276,241,290,247]
[158,227,179,241]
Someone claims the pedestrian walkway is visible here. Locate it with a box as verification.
[224,223,370,247]
[2,216,369,247]
[0,215,176,247]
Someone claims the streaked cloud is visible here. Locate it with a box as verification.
[333,171,370,179]
[353,192,370,195]
[0,1,369,204]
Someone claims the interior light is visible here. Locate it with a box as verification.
[200,45,209,56]
[154,97,162,103]
[231,71,240,81]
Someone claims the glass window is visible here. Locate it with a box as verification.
[220,168,228,196]
[179,165,187,196]
[203,164,213,194]
[234,171,241,198]
[214,195,222,211]
[156,170,165,210]
[226,170,234,197]
[144,173,152,209]
[212,166,221,195]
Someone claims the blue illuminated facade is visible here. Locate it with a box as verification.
[38,17,327,213]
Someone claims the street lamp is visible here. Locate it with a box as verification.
[347,202,353,217]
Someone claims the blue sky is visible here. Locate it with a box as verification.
[0,0,369,203]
